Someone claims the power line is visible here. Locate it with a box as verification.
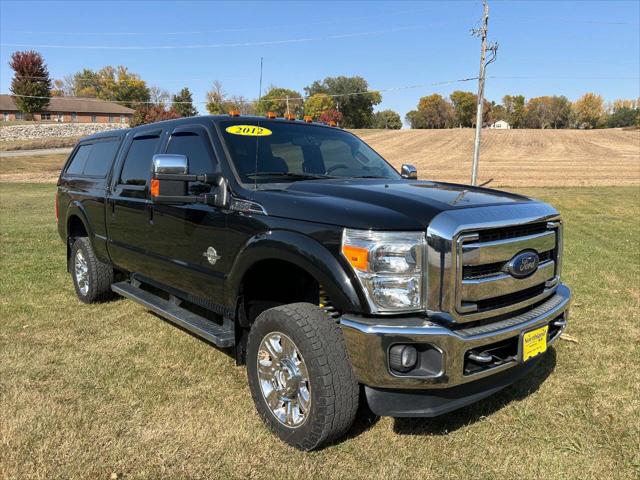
[1,75,481,106]
[1,6,436,36]
[0,24,437,50]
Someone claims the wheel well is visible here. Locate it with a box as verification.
[67,215,88,240]
[66,215,88,268]
[239,259,320,325]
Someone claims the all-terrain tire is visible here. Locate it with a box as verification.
[70,237,114,303]
[246,302,359,450]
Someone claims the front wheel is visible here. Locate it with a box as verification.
[246,303,359,450]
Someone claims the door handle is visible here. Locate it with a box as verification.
[146,203,154,223]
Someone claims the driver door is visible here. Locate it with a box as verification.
[143,124,228,305]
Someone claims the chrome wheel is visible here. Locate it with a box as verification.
[257,332,311,428]
[74,249,89,296]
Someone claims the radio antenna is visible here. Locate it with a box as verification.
[254,57,264,191]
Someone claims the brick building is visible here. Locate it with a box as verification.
[0,94,134,124]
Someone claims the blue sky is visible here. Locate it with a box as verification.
[1,0,638,120]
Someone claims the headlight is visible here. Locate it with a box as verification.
[341,229,425,313]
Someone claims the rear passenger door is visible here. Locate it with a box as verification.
[144,125,228,304]
[106,129,162,274]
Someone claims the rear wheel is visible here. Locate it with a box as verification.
[246,303,359,450]
[70,237,114,303]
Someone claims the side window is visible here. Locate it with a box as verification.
[166,131,217,194]
[119,135,160,186]
[66,144,92,175]
[165,132,216,175]
[83,140,120,177]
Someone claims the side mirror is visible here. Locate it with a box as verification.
[151,154,228,208]
[401,164,418,179]
[153,154,188,175]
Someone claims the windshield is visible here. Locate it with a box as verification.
[219,120,400,184]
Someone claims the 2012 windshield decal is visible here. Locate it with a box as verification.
[225,125,272,137]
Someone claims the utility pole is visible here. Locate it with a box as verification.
[470,0,498,186]
[285,95,290,115]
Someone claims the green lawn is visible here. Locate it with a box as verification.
[1,183,638,479]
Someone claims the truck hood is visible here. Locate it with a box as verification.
[250,179,533,230]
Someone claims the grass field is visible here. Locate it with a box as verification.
[355,128,640,187]
[1,128,638,186]
[0,136,80,152]
[1,182,638,479]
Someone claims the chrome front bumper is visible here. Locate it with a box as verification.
[340,284,571,390]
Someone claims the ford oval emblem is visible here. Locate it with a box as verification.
[507,251,539,278]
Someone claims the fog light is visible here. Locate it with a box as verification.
[389,344,418,373]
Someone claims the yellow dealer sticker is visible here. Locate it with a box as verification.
[225,125,272,137]
[522,325,548,361]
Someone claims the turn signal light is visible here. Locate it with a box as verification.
[150,178,160,197]
[341,245,369,271]
[228,109,240,117]
[266,111,277,119]
[303,115,313,123]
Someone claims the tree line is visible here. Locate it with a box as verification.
[407,91,639,129]
[8,50,639,129]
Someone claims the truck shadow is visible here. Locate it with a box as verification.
[391,348,557,436]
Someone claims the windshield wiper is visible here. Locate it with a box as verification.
[246,172,337,180]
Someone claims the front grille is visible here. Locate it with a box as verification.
[474,284,546,312]
[454,221,561,321]
[425,202,563,324]
[463,249,555,280]
[476,222,548,243]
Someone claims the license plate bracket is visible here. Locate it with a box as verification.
[522,325,549,362]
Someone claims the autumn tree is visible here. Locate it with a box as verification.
[130,105,180,127]
[319,109,343,125]
[574,93,605,128]
[9,50,52,119]
[525,96,555,129]
[406,94,454,129]
[205,81,229,114]
[502,94,526,128]
[449,91,476,127]
[606,99,639,128]
[549,96,573,129]
[373,110,402,129]
[148,85,171,108]
[304,93,334,119]
[256,87,304,116]
[64,66,150,108]
[305,76,381,128]
[172,87,198,117]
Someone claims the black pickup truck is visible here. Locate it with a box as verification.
[56,114,571,450]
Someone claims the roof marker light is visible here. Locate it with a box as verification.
[266,111,277,119]
[228,109,240,117]
[284,113,296,120]
[303,115,313,123]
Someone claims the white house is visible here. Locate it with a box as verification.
[489,119,511,129]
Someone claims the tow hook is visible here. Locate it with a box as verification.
[553,318,567,328]
[467,351,493,364]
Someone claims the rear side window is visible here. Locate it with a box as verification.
[65,139,120,177]
[66,144,92,175]
[119,135,161,186]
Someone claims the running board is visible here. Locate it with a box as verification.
[111,281,234,348]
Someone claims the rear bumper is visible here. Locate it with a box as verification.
[340,284,570,393]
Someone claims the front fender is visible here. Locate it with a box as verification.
[225,230,366,314]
